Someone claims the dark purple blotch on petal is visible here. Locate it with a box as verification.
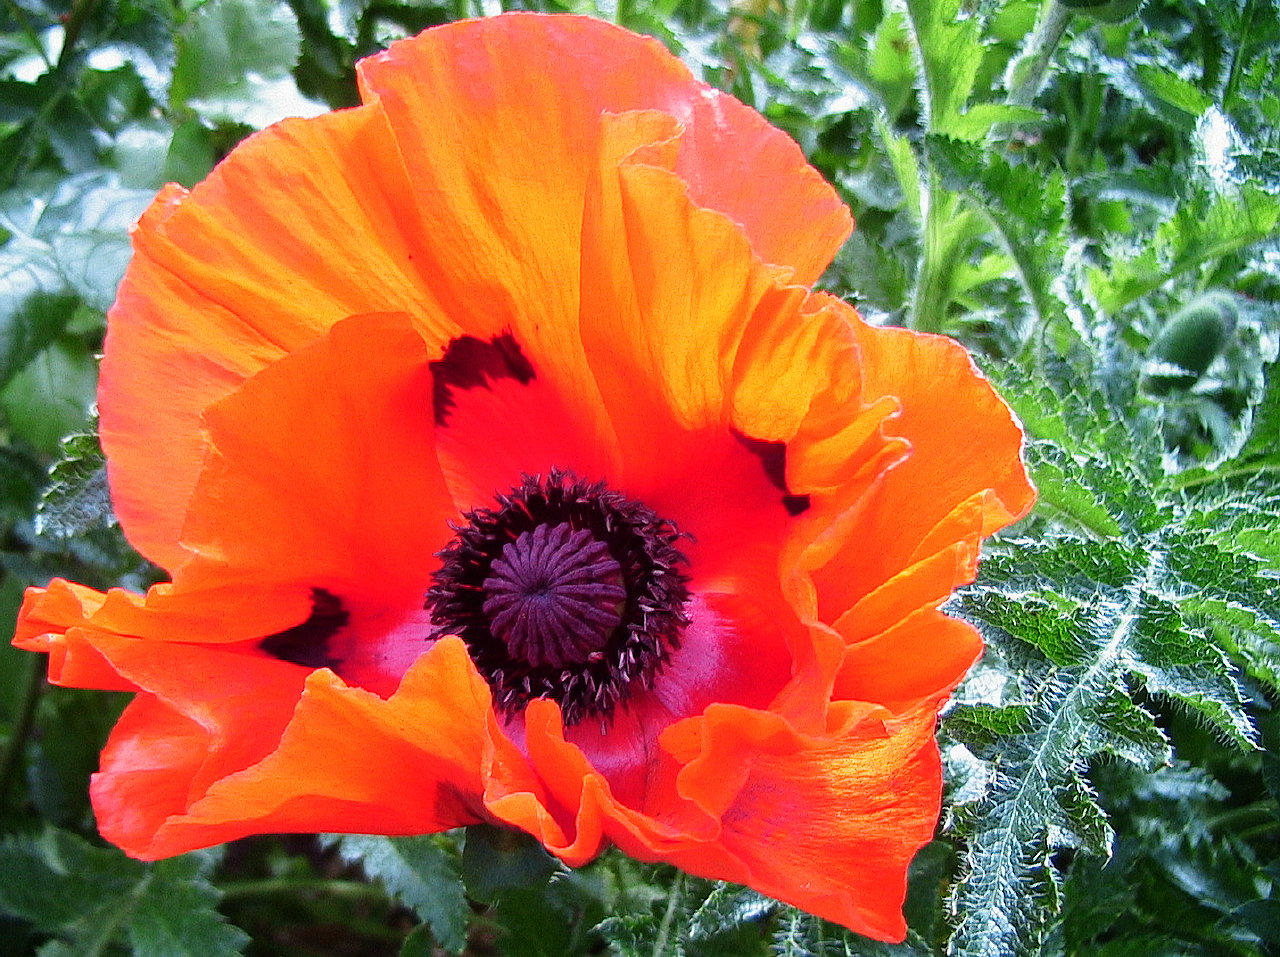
[732,430,811,516]
[260,588,348,669]
[430,332,535,426]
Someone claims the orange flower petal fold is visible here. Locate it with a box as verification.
[13,13,1034,942]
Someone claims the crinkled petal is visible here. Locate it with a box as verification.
[357,15,848,305]
[97,638,504,859]
[102,109,460,570]
[661,702,943,940]
[487,692,940,942]
[831,323,1036,602]
[83,638,310,856]
[179,311,451,602]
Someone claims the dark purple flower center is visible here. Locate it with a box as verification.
[428,470,690,726]
[483,523,626,669]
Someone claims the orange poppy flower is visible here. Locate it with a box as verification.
[12,13,1034,941]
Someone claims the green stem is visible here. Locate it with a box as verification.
[651,870,686,957]
[55,0,104,70]
[908,189,985,334]
[1005,0,1072,109]
[1206,803,1276,834]
[1221,0,1253,107]
[908,184,950,333]
[218,877,392,903]
[1171,461,1280,492]
[0,653,46,809]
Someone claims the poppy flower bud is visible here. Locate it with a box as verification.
[1141,291,1237,396]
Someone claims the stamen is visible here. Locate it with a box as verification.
[427,470,690,725]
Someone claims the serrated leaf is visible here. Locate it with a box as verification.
[597,913,672,957]
[770,910,821,957]
[687,884,774,941]
[35,431,113,538]
[1024,444,1125,540]
[326,834,468,954]
[0,829,142,930]
[951,510,1269,956]
[0,832,244,957]
[126,855,249,957]
[1089,184,1280,313]
[1133,63,1214,127]
[1124,593,1256,749]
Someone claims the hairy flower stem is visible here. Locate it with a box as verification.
[1006,0,1072,109]
[0,654,46,809]
[652,870,687,957]
[907,187,983,334]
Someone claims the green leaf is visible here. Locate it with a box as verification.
[171,0,324,127]
[163,119,217,187]
[35,431,112,539]
[399,923,439,957]
[460,824,558,905]
[687,884,774,941]
[1026,445,1125,539]
[0,280,76,391]
[27,687,127,828]
[0,829,142,930]
[326,834,469,953]
[0,830,245,957]
[1089,184,1280,313]
[902,0,989,139]
[0,337,98,454]
[126,855,250,957]
[927,136,1069,332]
[1133,63,1214,126]
[0,173,152,385]
[949,492,1273,954]
[596,913,669,957]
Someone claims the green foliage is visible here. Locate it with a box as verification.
[0,829,246,956]
[171,0,321,128]
[1,1,1279,956]
[324,834,469,953]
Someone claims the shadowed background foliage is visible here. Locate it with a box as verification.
[1,0,1278,954]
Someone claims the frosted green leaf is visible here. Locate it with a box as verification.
[325,834,469,954]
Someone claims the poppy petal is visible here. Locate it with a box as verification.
[101,107,461,570]
[97,638,502,859]
[14,577,313,688]
[86,638,310,857]
[662,702,942,940]
[799,321,1034,626]
[356,14,848,298]
[178,311,449,600]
